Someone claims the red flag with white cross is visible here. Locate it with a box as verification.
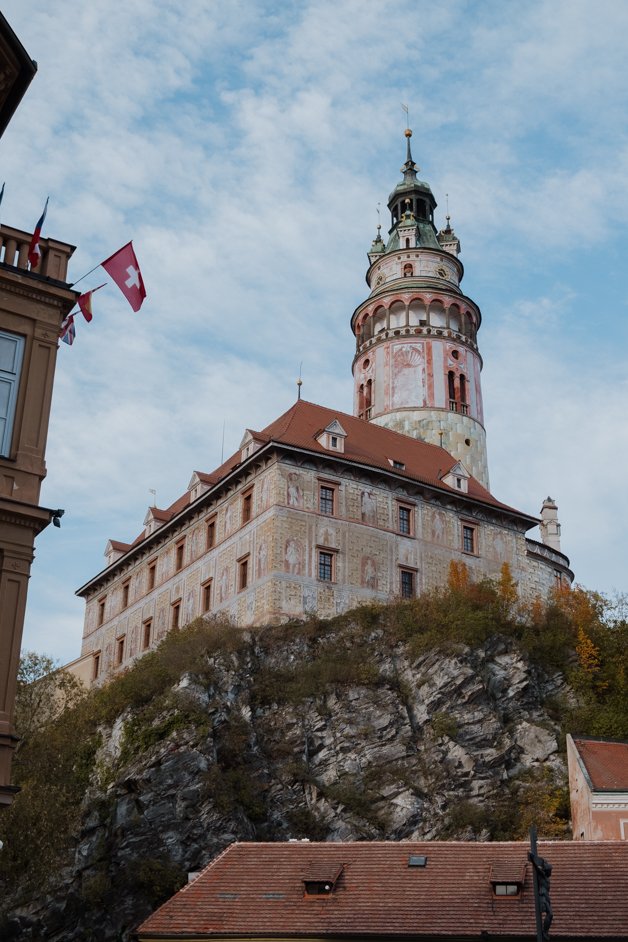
[101,241,146,312]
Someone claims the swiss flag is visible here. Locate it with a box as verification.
[101,241,146,312]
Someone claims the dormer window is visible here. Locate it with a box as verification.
[302,864,343,898]
[389,459,405,470]
[316,419,347,453]
[489,863,526,898]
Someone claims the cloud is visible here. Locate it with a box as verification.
[1,0,626,663]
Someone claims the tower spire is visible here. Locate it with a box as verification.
[401,127,419,181]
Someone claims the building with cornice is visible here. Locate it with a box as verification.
[69,131,573,687]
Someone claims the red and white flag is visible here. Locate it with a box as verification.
[77,283,106,322]
[101,241,146,312]
[28,197,49,270]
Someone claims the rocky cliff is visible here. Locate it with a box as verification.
[2,587,613,942]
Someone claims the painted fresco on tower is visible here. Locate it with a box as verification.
[361,556,378,590]
[284,538,303,575]
[360,489,377,525]
[391,343,425,408]
[256,540,268,578]
[286,473,303,509]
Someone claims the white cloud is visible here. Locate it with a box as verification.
[1,0,626,662]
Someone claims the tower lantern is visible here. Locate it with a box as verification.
[351,129,489,489]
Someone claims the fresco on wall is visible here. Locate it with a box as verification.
[431,509,446,543]
[360,490,377,525]
[225,503,237,534]
[287,473,303,508]
[285,538,303,575]
[258,474,270,511]
[218,566,230,602]
[361,555,378,590]
[184,587,196,623]
[257,540,268,578]
[392,343,424,408]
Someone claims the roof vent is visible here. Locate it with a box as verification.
[408,854,427,868]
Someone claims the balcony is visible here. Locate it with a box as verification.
[0,224,75,283]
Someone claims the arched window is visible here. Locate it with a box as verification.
[365,378,373,416]
[448,306,461,332]
[359,383,365,416]
[430,301,446,328]
[389,301,405,329]
[409,299,427,326]
[459,373,467,404]
[448,371,456,410]
[403,263,413,277]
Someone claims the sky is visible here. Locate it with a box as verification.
[2,0,627,664]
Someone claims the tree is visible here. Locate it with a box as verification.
[14,652,85,752]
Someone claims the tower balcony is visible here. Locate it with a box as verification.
[449,400,469,415]
[0,224,74,283]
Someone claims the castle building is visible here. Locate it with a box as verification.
[69,132,573,687]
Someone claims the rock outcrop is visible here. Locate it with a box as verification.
[2,619,574,941]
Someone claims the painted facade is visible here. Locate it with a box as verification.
[71,131,573,686]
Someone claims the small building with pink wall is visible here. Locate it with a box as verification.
[567,735,628,840]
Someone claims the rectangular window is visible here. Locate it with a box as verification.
[97,596,106,627]
[494,884,520,897]
[0,329,25,457]
[319,485,335,515]
[206,516,216,550]
[398,504,413,535]
[202,579,212,613]
[318,550,334,582]
[238,556,249,592]
[400,569,415,599]
[115,636,125,666]
[92,652,100,680]
[122,579,130,609]
[242,489,253,524]
[147,560,156,591]
[171,600,181,630]
[462,525,476,554]
[175,539,185,572]
[142,619,152,651]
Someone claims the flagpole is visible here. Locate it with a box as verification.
[70,263,103,288]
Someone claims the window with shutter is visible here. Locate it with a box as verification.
[0,330,25,457]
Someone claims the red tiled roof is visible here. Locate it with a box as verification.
[254,400,526,515]
[138,840,628,940]
[93,400,536,585]
[573,738,628,791]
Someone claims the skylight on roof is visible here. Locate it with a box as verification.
[408,855,427,867]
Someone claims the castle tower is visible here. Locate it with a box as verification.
[351,130,489,488]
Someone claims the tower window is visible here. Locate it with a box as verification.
[448,371,457,411]
[115,636,125,666]
[206,516,216,550]
[398,503,413,535]
[242,489,253,525]
[462,525,476,555]
[142,619,152,651]
[202,579,213,613]
[318,550,335,582]
[238,556,249,591]
[171,600,181,629]
[319,485,335,515]
[400,568,415,599]
[460,374,467,405]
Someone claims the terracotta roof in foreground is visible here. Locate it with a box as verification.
[138,840,628,940]
[572,737,628,791]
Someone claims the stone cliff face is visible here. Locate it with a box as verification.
[3,621,573,941]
